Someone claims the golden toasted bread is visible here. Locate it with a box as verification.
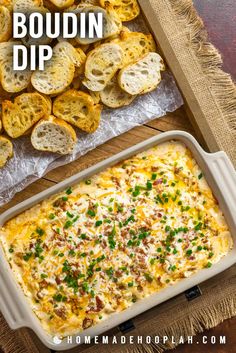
[100,0,140,22]
[46,0,74,9]
[0,135,13,168]
[31,115,77,154]
[0,42,31,93]
[2,92,49,138]
[31,42,85,95]
[53,89,102,133]
[113,31,157,67]
[72,5,122,45]
[0,6,12,42]
[118,52,165,95]
[83,43,123,91]
[100,75,136,108]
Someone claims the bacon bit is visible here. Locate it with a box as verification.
[55,276,62,285]
[36,291,44,299]
[84,221,93,227]
[151,167,159,172]
[111,177,120,187]
[82,318,93,330]
[87,300,103,313]
[96,296,105,311]
[137,285,143,292]
[53,198,67,210]
[115,270,122,277]
[55,307,67,320]
[153,178,163,185]
[174,167,181,174]
[39,280,48,288]
[101,240,107,248]
[157,213,162,218]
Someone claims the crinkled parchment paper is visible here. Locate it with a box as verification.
[0,16,183,206]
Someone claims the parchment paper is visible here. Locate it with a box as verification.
[0,15,183,206]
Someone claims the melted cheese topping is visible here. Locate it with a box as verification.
[0,141,233,337]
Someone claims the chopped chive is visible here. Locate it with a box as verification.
[36,227,44,236]
[151,173,157,180]
[95,220,103,227]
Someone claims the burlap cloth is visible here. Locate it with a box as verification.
[1,0,236,352]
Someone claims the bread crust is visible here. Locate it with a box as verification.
[118,52,165,95]
[31,115,77,154]
[2,93,49,138]
[0,6,12,42]
[0,135,13,168]
[53,89,102,133]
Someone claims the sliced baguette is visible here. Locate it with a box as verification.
[118,52,165,96]
[31,42,85,95]
[53,89,102,133]
[80,0,100,5]
[100,76,136,108]
[71,5,122,45]
[0,42,31,93]
[0,0,13,11]
[31,115,77,155]
[14,0,51,47]
[99,0,140,22]
[113,31,157,67]
[0,6,12,42]
[47,0,74,9]
[83,43,123,91]
[0,136,13,168]
[2,92,49,138]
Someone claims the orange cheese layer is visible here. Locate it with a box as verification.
[0,141,233,336]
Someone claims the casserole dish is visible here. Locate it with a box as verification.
[0,131,235,350]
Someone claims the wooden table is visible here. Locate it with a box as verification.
[1,107,235,353]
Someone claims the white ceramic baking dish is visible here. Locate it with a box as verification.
[0,131,236,351]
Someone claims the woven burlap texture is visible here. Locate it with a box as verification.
[149,0,236,166]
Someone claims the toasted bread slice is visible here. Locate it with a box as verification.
[0,42,31,93]
[113,31,157,67]
[0,114,2,133]
[83,43,123,91]
[0,0,13,11]
[80,0,100,5]
[0,6,12,42]
[72,5,122,45]
[100,76,136,108]
[0,136,13,168]
[31,115,77,155]
[47,0,74,9]
[53,89,102,133]
[100,0,140,22]
[2,92,49,138]
[14,0,51,46]
[118,52,165,96]
[31,42,85,95]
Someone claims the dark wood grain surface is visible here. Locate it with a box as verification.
[193,0,236,80]
[171,1,236,352]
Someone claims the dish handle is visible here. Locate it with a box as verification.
[207,151,236,221]
[0,258,28,329]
